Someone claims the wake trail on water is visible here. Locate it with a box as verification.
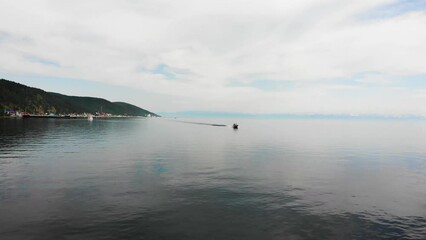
[162,118,228,127]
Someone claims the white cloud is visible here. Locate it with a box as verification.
[0,0,425,114]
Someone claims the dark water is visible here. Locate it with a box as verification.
[1,118,425,240]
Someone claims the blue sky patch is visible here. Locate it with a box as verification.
[139,63,192,80]
[340,72,426,90]
[0,31,10,43]
[152,63,176,80]
[25,55,61,67]
[394,74,426,89]
[229,72,426,92]
[361,0,426,20]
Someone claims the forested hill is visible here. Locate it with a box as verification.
[0,79,158,116]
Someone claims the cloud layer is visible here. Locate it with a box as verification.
[0,0,425,114]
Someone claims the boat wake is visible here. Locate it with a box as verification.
[175,120,227,127]
[161,117,238,128]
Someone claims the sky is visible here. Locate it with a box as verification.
[0,0,425,115]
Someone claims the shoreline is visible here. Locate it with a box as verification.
[1,115,148,119]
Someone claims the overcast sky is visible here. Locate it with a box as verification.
[1,0,425,115]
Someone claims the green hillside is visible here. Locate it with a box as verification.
[0,79,158,116]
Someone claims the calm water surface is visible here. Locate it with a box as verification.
[0,118,425,239]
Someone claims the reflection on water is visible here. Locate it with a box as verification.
[0,118,425,239]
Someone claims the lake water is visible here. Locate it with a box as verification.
[1,117,425,239]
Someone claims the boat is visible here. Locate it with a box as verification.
[87,115,93,121]
[233,123,239,129]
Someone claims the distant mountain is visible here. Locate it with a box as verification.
[160,111,426,120]
[0,79,158,116]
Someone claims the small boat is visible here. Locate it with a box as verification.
[87,115,93,121]
[233,123,239,129]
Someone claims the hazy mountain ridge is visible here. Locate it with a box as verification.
[160,111,426,120]
[0,79,158,116]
